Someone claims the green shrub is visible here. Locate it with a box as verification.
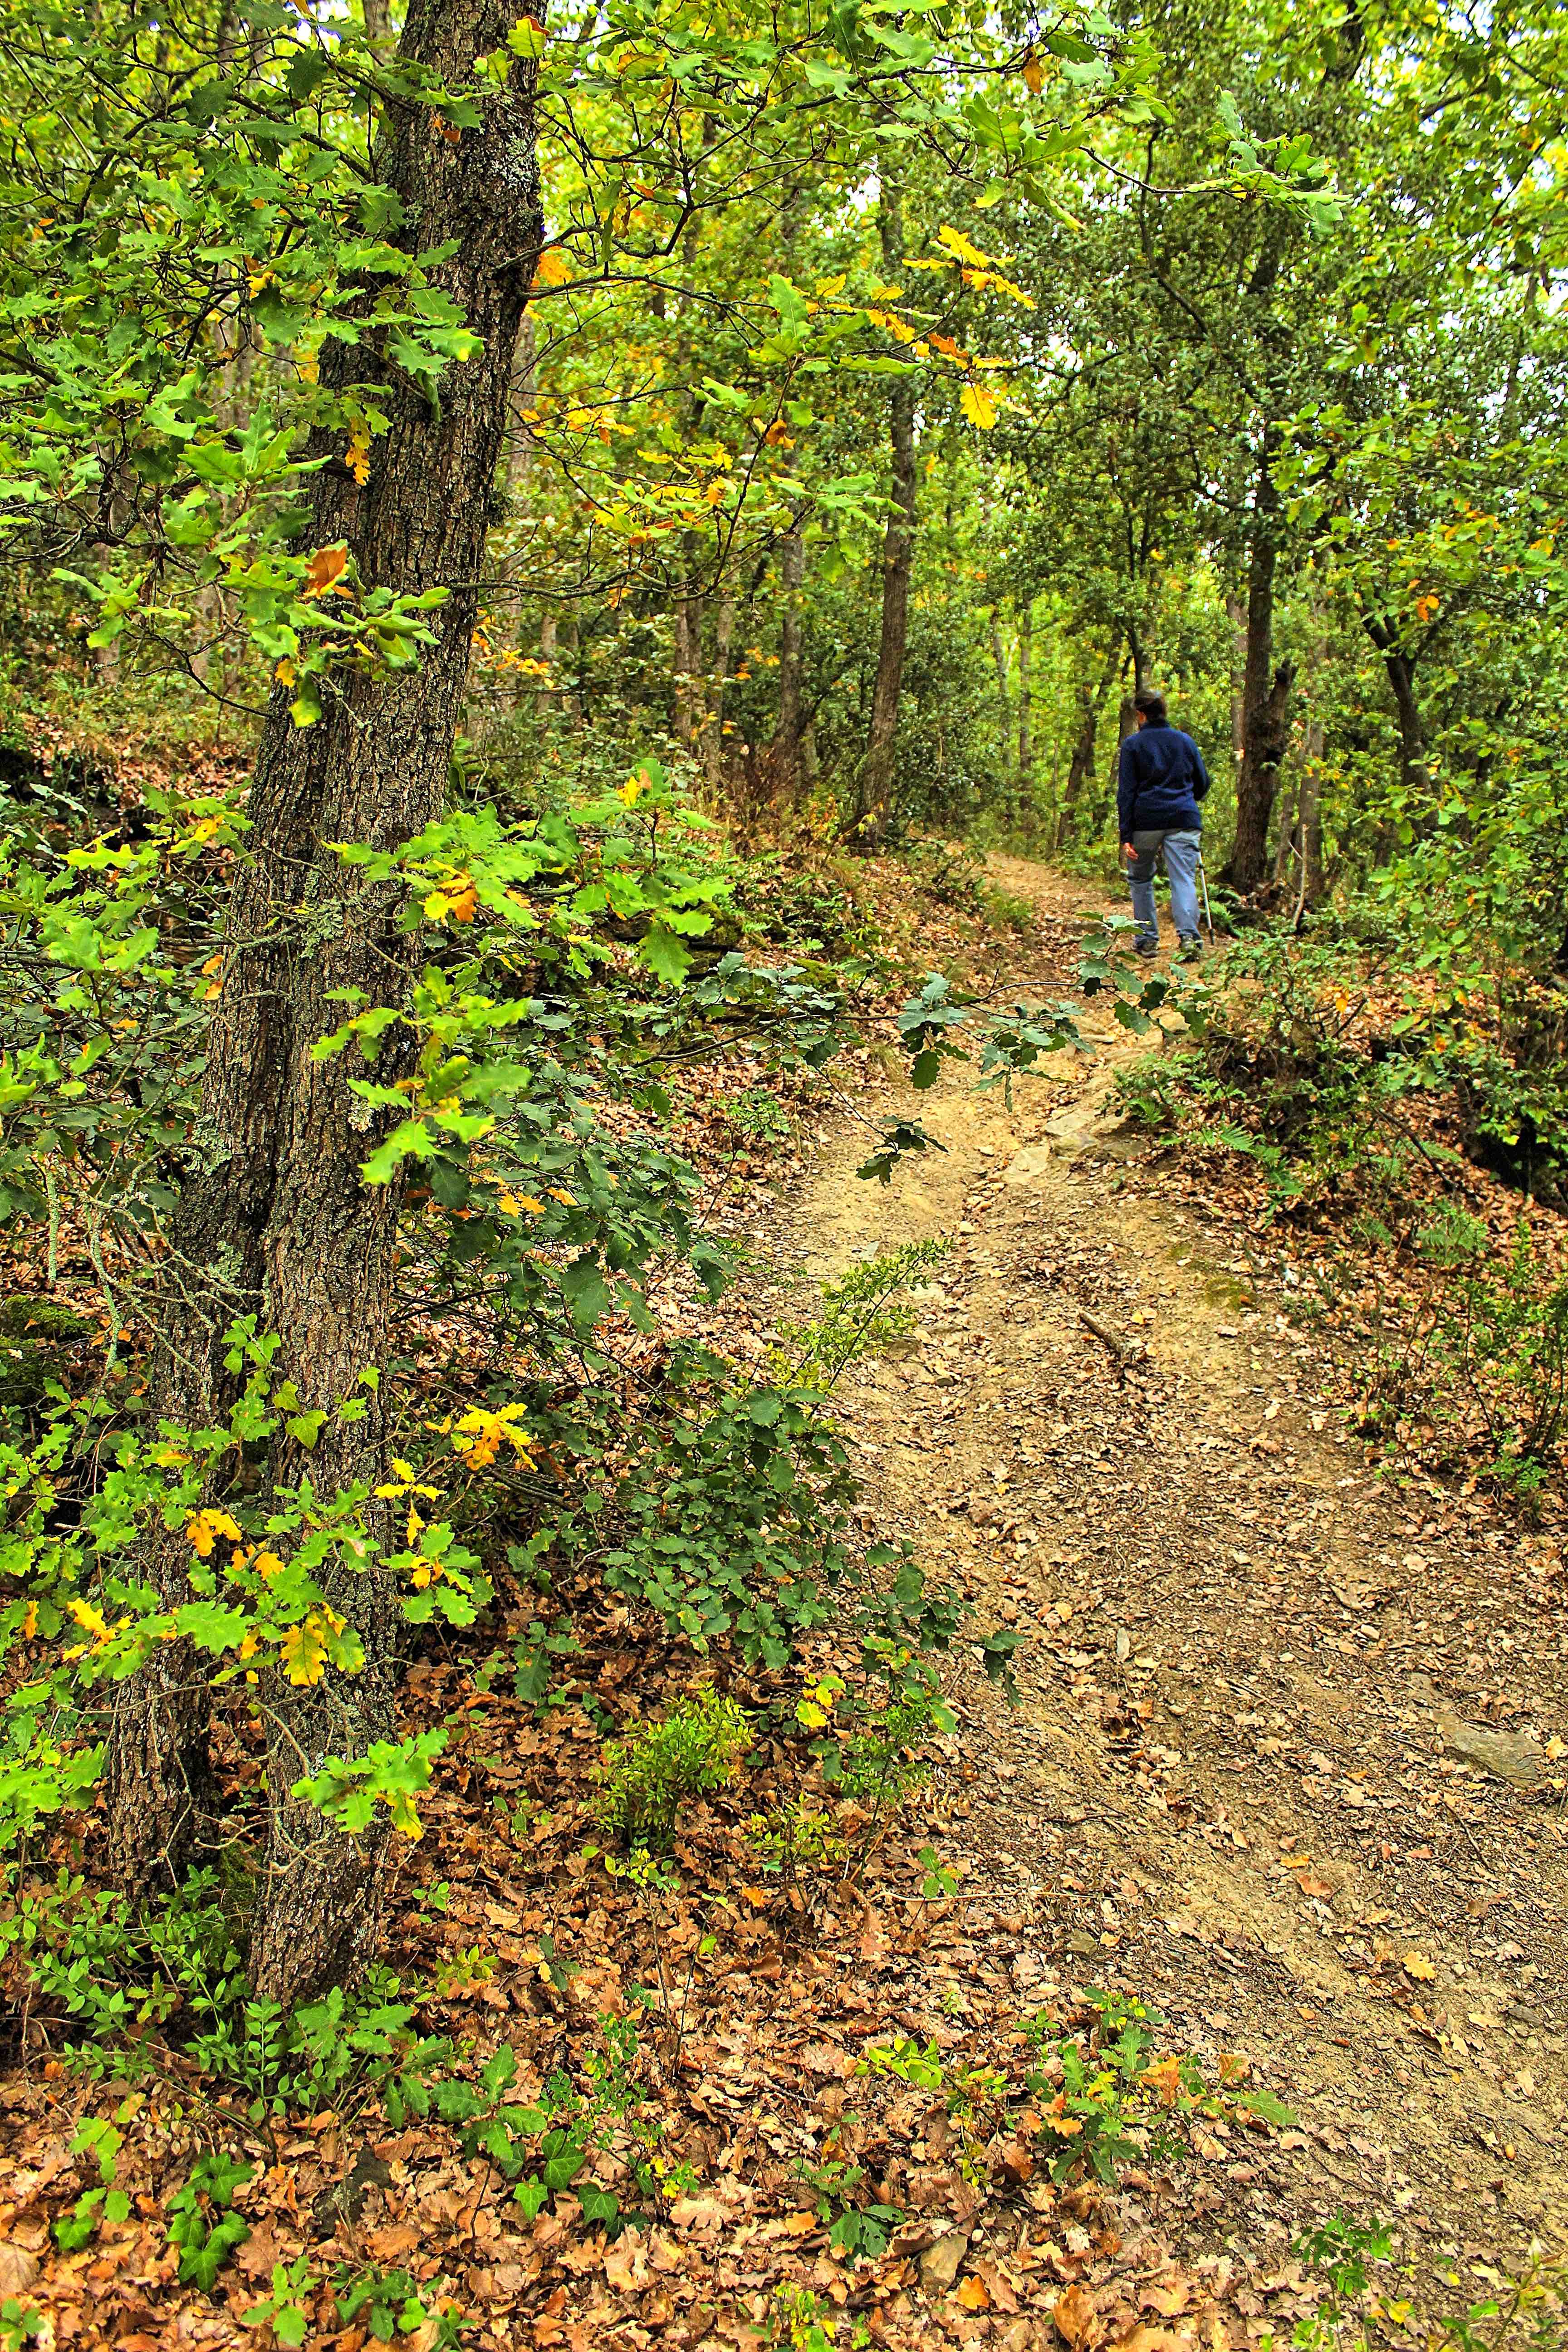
[594,1687,751,1844]
[905,835,988,913]
[1341,1209,1568,1491]
[432,2012,693,2231]
[793,2150,903,2259]
[743,1798,849,1891]
[769,1239,948,1394]
[1266,2219,1567,2352]
[982,884,1035,935]
[1113,1054,1190,1131]
[2,1867,450,2121]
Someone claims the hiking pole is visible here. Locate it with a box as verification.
[1195,847,1215,941]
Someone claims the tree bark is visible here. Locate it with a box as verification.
[672,546,701,747]
[848,176,915,848]
[105,0,544,2001]
[1016,596,1034,800]
[1363,613,1429,795]
[1227,451,1294,892]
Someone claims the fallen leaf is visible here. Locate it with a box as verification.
[1141,2280,1190,2318]
[603,2236,648,2291]
[956,2275,991,2310]
[0,2245,39,2298]
[235,2224,285,2281]
[1142,2055,1183,2106]
[367,2221,424,2261]
[1054,2282,1097,2346]
[1403,1952,1436,1981]
[920,2230,970,2292]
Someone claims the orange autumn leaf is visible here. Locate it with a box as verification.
[1141,2054,1184,2106]
[956,2276,990,2311]
[303,543,350,600]
[1054,2283,1096,2347]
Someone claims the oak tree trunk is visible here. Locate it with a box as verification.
[1016,596,1034,798]
[105,0,544,2002]
[1227,453,1294,892]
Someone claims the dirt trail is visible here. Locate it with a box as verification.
[783,856,1568,2277]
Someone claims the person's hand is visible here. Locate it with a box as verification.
[1121,841,1135,862]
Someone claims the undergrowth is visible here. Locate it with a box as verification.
[1113,921,1568,1503]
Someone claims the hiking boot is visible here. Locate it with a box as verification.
[1176,934,1205,963]
[1135,937,1159,960]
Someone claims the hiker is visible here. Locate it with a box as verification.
[1117,687,1210,959]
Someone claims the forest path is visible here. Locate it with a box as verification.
[783,853,1568,2280]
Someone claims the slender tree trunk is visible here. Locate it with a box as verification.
[1363,614,1429,795]
[849,176,915,848]
[989,608,1009,769]
[1016,596,1034,812]
[703,591,735,790]
[559,612,582,727]
[105,0,544,2001]
[1292,616,1328,914]
[672,539,701,747]
[1055,638,1119,853]
[1274,786,1298,890]
[774,521,807,800]
[1227,451,1294,892]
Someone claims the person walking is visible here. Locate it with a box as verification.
[1117,688,1210,959]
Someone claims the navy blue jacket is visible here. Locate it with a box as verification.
[1117,720,1210,838]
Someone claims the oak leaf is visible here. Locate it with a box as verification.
[303,543,350,599]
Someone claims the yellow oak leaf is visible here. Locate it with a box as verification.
[960,381,997,430]
[187,1508,243,1557]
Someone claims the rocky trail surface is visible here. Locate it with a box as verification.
[751,855,1568,2291]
